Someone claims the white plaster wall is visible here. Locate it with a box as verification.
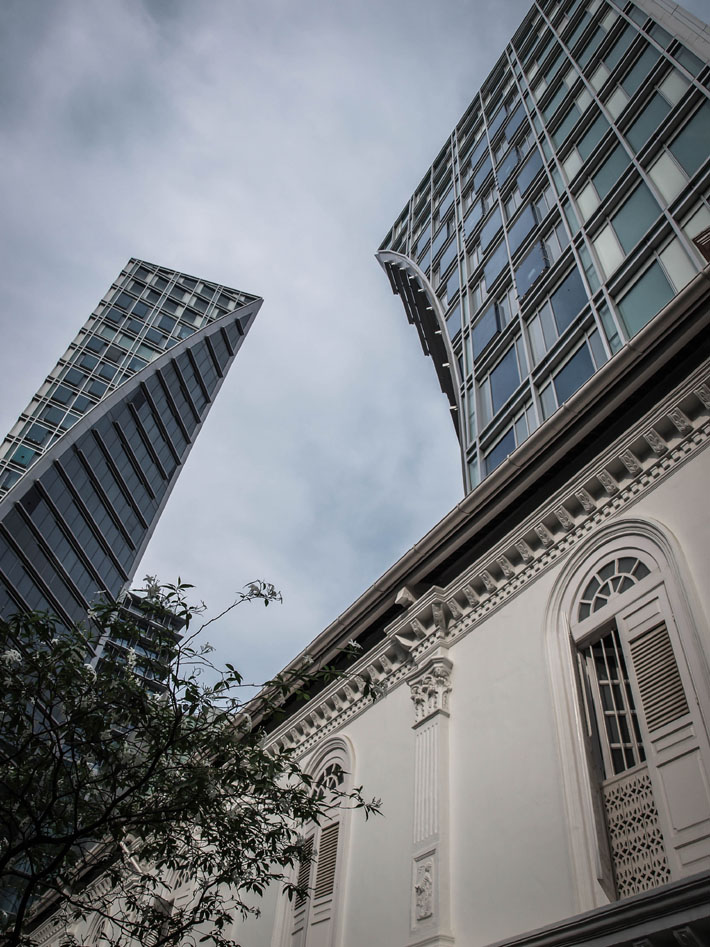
[230,440,710,947]
[447,564,575,945]
[336,681,415,947]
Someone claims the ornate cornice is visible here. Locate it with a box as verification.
[268,362,710,759]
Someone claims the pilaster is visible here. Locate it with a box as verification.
[406,647,454,947]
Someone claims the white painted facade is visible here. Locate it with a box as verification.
[231,343,710,947]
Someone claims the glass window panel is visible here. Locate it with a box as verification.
[659,238,696,292]
[589,328,608,367]
[592,143,630,199]
[604,23,636,71]
[606,87,629,119]
[445,269,460,304]
[668,102,710,178]
[473,154,493,192]
[567,13,592,51]
[472,302,500,355]
[674,45,703,76]
[480,207,503,251]
[539,301,557,348]
[553,343,594,403]
[578,26,606,68]
[578,112,609,160]
[626,92,671,151]
[484,240,510,288]
[507,204,537,256]
[550,267,588,333]
[446,303,462,339]
[616,261,673,336]
[485,427,516,473]
[621,45,660,96]
[431,223,449,259]
[490,345,520,413]
[439,239,458,276]
[552,104,581,147]
[543,83,568,122]
[648,151,686,203]
[515,242,547,297]
[611,182,659,253]
[564,149,583,181]
[517,150,544,195]
[505,103,526,139]
[577,181,600,220]
[497,148,520,187]
[464,134,488,171]
[591,62,610,91]
[528,314,546,363]
[659,70,688,107]
[438,186,455,219]
[594,223,624,277]
[464,199,484,238]
[540,381,557,418]
[488,105,507,139]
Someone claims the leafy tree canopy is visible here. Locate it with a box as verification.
[0,580,379,947]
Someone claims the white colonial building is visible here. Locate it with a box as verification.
[232,266,710,947]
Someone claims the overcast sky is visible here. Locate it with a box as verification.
[1,0,707,687]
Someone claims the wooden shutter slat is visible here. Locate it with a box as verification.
[314,822,339,899]
[629,623,688,731]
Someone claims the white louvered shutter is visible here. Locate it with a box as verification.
[291,836,313,946]
[313,823,339,899]
[618,584,710,876]
[307,821,340,946]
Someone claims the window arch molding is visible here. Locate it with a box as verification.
[544,516,710,911]
[272,735,356,947]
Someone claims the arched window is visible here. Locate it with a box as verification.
[289,738,353,947]
[547,521,710,908]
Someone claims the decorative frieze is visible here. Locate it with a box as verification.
[497,555,514,578]
[669,407,692,435]
[619,450,642,476]
[644,428,667,455]
[694,383,710,410]
[446,597,465,620]
[479,570,497,593]
[554,506,574,530]
[515,539,533,563]
[574,488,595,513]
[461,584,478,607]
[597,469,619,495]
[535,523,554,547]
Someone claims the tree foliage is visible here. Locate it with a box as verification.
[0,580,379,947]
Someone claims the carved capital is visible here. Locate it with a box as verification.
[407,655,453,726]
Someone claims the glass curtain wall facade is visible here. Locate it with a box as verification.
[377,0,710,493]
[0,259,262,634]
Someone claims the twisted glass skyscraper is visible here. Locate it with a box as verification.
[378,0,710,492]
[0,258,261,631]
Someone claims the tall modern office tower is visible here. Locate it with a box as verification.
[378,0,710,493]
[0,258,261,634]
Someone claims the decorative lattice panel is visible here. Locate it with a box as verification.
[602,766,671,898]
